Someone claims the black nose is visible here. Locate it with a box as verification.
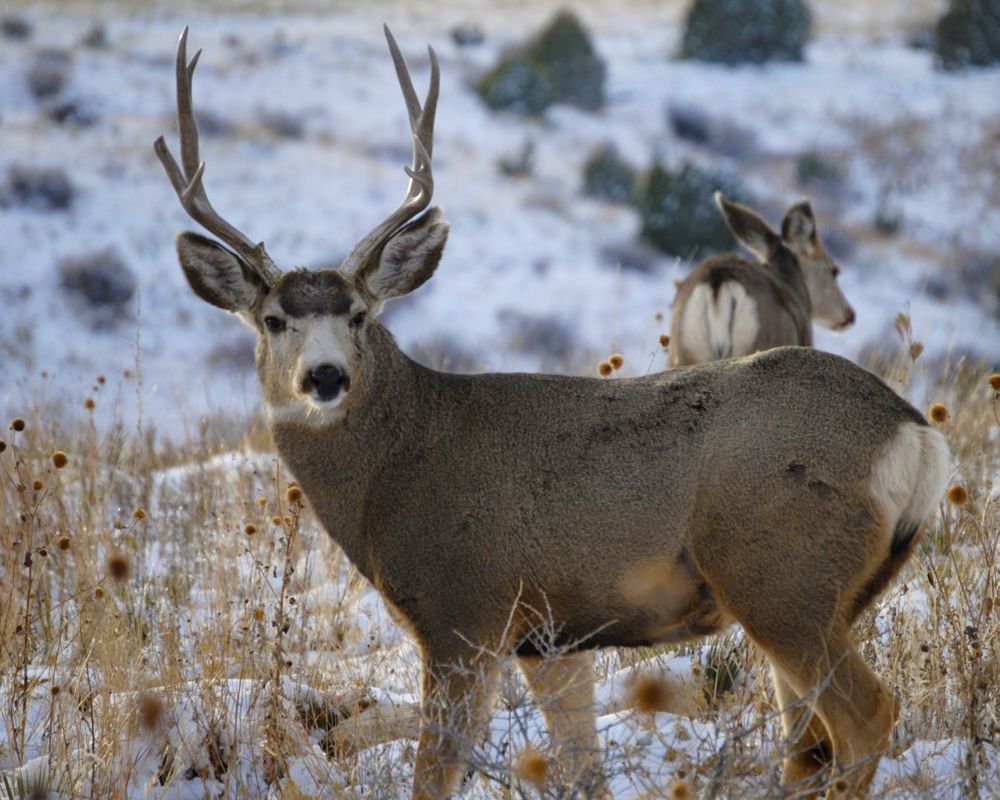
[844,308,856,326]
[303,364,349,400]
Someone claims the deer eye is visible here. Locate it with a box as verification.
[350,311,367,328]
[831,266,841,277]
[264,316,286,333]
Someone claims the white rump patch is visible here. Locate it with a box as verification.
[870,422,950,532]
[681,282,759,362]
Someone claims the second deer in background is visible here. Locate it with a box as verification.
[668,193,855,367]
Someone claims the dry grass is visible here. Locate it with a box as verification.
[0,344,998,798]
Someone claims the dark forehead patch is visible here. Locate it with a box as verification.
[274,270,355,317]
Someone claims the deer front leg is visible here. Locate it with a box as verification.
[518,651,609,798]
[412,654,500,800]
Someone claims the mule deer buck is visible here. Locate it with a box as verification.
[669,194,855,367]
[156,27,948,799]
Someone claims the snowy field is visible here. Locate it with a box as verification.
[1,1,999,798]
[1,0,998,431]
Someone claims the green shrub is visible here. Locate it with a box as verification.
[634,163,751,259]
[680,0,812,64]
[478,10,605,115]
[935,0,1000,69]
[582,145,636,204]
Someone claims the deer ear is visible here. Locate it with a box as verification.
[781,200,818,251]
[364,208,449,302]
[176,232,267,312]
[715,193,781,262]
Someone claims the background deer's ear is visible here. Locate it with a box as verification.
[715,193,783,262]
[176,232,268,313]
[781,200,818,251]
[364,208,449,302]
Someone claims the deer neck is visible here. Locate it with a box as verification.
[268,321,428,574]
[770,246,813,344]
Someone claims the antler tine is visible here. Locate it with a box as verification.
[341,28,440,281]
[154,27,281,288]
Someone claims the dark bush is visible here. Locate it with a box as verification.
[680,0,812,64]
[634,163,751,259]
[81,23,108,49]
[796,150,844,186]
[27,49,71,100]
[667,103,758,159]
[478,10,605,115]
[934,0,1000,69]
[498,139,535,177]
[582,144,636,204]
[59,248,136,319]
[47,98,98,127]
[498,310,577,364]
[1,15,32,40]
[451,24,485,47]
[7,166,75,211]
[258,109,305,140]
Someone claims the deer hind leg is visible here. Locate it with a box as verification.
[518,651,608,797]
[769,664,833,798]
[412,654,500,800]
[761,631,894,798]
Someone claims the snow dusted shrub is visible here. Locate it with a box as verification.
[935,0,1000,69]
[478,10,605,115]
[26,48,71,100]
[6,165,75,210]
[634,163,751,259]
[257,108,305,140]
[58,247,136,321]
[582,144,636,204]
[680,0,812,64]
[1,15,32,40]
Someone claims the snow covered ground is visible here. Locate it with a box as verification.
[1,1,998,433]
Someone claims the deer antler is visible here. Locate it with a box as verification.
[154,27,282,288]
[340,25,440,282]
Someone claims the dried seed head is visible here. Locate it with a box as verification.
[655,311,664,322]
[107,552,131,581]
[928,403,948,423]
[84,398,95,410]
[909,342,924,360]
[609,353,624,370]
[286,485,303,504]
[56,536,72,551]
[833,778,848,794]
[0,440,6,453]
[947,485,968,506]
[244,523,257,536]
[514,747,549,787]
[50,685,60,697]
[253,607,265,622]
[989,374,1000,392]
[33,479,44,491]
[669,779,692,800]
[138,693,163,730]
[11,418,26,432]
[894,312,911,336]
[38,547,48,557]
[132,508,147,521]
[630,673,675,714]
[598,361,613,377]
[272,515,282,526]
[52,451,68,469]
[94,587,105,599]
[659,334,670,349]
[257,497,267,507]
